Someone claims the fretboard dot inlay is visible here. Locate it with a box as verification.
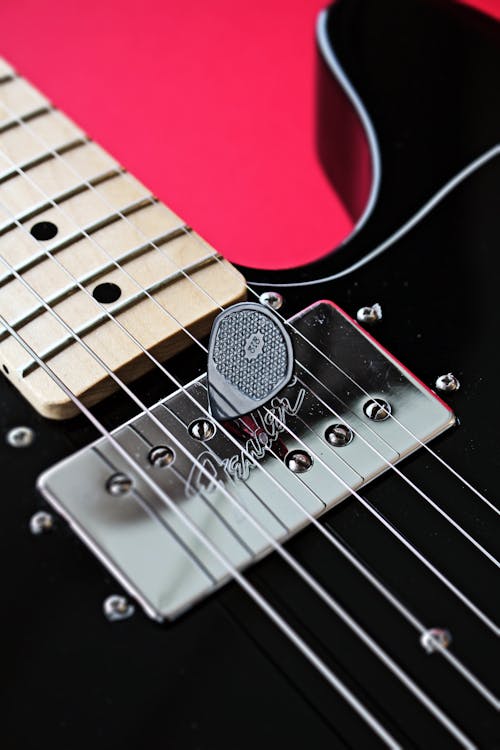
[30,221,58,241]
[93,282,122,304]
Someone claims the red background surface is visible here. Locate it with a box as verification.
[0,0,498,270]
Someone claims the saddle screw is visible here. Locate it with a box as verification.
[325,423,354,447]
[285,449,313,473]
[356,304,382,324]
[29,511,54,535]
[106,472,132,496]
[363,398,392,421]
[259,291,284,311]
[189,419,216,441]
[103,595,135,622]
[6,426,35,448]
[435,373,460,393]
[148,445,174,468]
[420,627,452,654]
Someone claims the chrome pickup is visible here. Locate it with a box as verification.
[37,301,455,621]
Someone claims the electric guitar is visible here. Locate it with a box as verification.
[1,0,499,748]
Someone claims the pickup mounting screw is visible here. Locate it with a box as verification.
[103,595,135,622]
[286,449,313,473]
[259,291,284,311]
[363,398,392,421]
[6,426,35,448]
[357,304,382,324]
[106,473,132,496]
[325,423,354,447]
[148,445,174,468]
[435,373,460,393]
[420,627,452,654]
[29,511,54,535]
[189,419,216,441]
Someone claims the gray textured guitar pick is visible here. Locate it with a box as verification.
[207,302,294,421]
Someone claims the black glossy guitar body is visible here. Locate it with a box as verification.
[2,1,499,748]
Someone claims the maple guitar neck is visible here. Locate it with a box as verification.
[0,57,246,419]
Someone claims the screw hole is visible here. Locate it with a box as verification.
[2,364,8,375]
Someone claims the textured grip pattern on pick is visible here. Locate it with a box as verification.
[207,302,294,421]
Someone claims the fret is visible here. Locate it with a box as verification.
[0,138,88,184]
[0,76,49,125]
[0,199,168,285]
[0,58,15,80]
[20,249,221,377]
[0,58,246,417]
[0,225,192,339]
[0,109,84,174]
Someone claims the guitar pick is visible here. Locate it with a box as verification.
[207,302,294,421]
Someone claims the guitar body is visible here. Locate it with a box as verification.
[1,1,499,748]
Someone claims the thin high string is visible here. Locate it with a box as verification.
[0,124,497,637]
[0,236,496,732]
[0,154,494,706]
[0,104,496,576]
[0,314,400,748]
[0,112,494,723]
[0,316,477,750]
[2,90,498,523]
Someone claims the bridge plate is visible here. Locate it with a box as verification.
[37,301,454,621]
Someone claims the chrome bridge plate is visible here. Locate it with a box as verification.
[37,301,455,621]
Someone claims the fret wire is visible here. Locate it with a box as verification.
[0,224,189,340]
[0,105,53,135]
[18,249,220,376]
[0,136,88,184]
[0,67,496,707]
[0,90,496,605]
[0,166,124,233]
[0,311,402,750]
[0,195,161,287]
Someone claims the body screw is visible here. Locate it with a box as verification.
[189,419,216,441]
[356,303,382,324]
[259,291,284,311]
[6,426,35,448]
[106,473,132,496]
[285,450,313,473]
[29,511,54,535]
[420,627,452,654]
[325,423,354,447]
[363,398,392,421]
[148,445,174,468]
[435,373,460,393]
[103,595,135,622]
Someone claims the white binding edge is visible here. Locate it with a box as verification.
[249,8,500,287]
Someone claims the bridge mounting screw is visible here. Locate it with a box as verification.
[356,304,382,324]
[325,423,354,447]
[259,291,284,311]
[106,473,132,496]
[103,595,135,622]
[285,449,313,473]
[29,511,54,535]
[363,398,392,421]
[435,372,460,393]
[420,627,452,654]
[148,445,174,468]
[189,419,216,441]
[6,426,35,448]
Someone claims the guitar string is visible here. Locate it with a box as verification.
[0,108,497,627]
[0,110,492,724]
[3,69,498,535]
[0,188,496,725]
[0,190,494,717]
[0,98,497,572]
[0,305,478,750]
[0,315,402,749]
